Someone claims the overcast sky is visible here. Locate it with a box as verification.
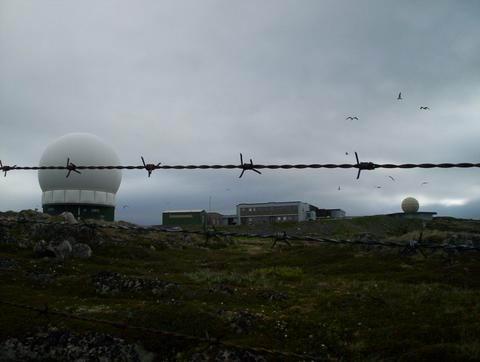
[1,1,480,225]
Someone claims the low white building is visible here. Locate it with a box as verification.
[236,201,316,225]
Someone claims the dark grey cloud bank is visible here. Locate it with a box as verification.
[1,1,479,225]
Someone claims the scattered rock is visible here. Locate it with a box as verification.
[51,239,72,260]
[190,345,266,362]
[33,240,72,260]
[33,240,57,259]
[218,310,264,335]
[60,211,78,224]
[0,327,154,362]
[92,271,178,296]
[71,243,92,259]
[209,283,236,295]
[0,258,18,271]
[26,271,55,285]
[257,290,289,302]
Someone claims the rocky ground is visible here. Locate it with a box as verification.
[1,210,480,361]
[0,327,153,362]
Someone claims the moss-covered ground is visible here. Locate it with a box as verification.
[1,215,480,361]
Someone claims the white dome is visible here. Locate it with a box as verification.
[401,197,419,213]
[38,133,122,206]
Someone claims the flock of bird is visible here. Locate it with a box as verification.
[346,92,430,121]
[339,92,430,191]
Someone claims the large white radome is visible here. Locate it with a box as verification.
[38,133,122,206]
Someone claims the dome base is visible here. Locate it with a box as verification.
[43,204,115,221]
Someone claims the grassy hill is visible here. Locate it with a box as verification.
[1,212,479,361]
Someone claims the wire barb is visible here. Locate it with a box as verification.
[354,152,376,179]
[65,158,81,178]
[141,156,161,177]
[0,160,17,177]
[239,153,261,178]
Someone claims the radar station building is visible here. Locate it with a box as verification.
[237,201,331,225]
[314,208,346,219]
[38,133,122,221]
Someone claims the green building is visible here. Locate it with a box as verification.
[162,210,207,227]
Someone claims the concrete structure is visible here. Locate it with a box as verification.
[313,208,346,219]
[221,214,237,226]
[236,201,316,225]
[388,211,437,221]
[207,212,223,226]
[162,210,207,226]
[38,133,122,221]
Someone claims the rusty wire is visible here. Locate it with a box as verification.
[2,152,480,179]
[0,299,322,360]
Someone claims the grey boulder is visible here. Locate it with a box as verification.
[33,240,72,260]
[72,243,92,258]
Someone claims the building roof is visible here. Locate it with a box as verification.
[387,212,437,216]
[237,201,304,206]
[163,209,206,213]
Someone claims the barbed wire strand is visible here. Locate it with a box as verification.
[2,152,480,178]
[1,219,479,253]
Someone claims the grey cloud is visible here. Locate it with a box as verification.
[1,1,479,224]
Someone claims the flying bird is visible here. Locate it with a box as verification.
[421,182,429,186]
[122,205,129,209]
[420,106,430,110]
[375,186,382,189]
[345,152,349,155]
[388,176,395,181]
[338,186,341,191]
[346,116,359,120]
[397,92,402,100]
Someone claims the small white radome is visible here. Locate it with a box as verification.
[401,197,419,213]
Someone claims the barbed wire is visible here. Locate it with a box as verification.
[0,299,322,361]
[2,152,480,178]
[1,218,479,254]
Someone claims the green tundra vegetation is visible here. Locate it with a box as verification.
[1,214,480,361]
